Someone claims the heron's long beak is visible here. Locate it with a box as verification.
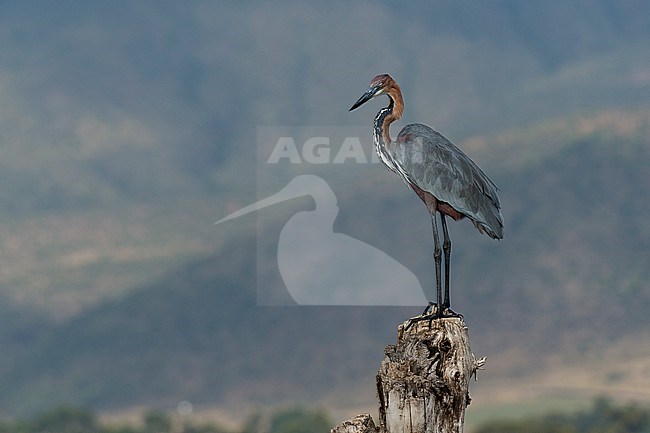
[349,88,376,111]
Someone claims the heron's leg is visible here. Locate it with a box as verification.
[405,214,442,330]
[441,214,451,308]
[431,212,442,313]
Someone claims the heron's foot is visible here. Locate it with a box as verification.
[405,313,437,331]
[405,303,442,330]
[405,303,463,331]
[422,302,463,319]
[441,305,464,319]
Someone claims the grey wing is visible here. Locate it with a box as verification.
[394,123,504,239]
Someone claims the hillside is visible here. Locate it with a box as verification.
[0,0,648,420]
[0,1,648,217]
[0,237,414,415]
[1,111,648,416]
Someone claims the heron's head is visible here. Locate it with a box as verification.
[349,74,400,111]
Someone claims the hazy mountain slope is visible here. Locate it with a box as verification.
[0,236,414,415]
[0,0,648,419]
[332,110,650,354]
[2,113,647,414]
[0,1,647,214]
[0,0,646,317]
[463,124,650,349]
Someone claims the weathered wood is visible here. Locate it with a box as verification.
[333,315,483,433]
[331,413,379,433]
[377,317,473,433]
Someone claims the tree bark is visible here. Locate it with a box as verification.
[331,413,379,433]
[331,316,484,433]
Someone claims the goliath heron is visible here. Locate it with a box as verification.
[350,74,503,317]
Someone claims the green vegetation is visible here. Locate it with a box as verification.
[475,397,650,433]
[0,405,330,433]
[1,399,648,433]
[0,406,227,433]
[242,407,331,433]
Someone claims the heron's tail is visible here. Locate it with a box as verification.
[471,199,504,240]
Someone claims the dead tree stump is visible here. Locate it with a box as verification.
[332,316,484,433]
